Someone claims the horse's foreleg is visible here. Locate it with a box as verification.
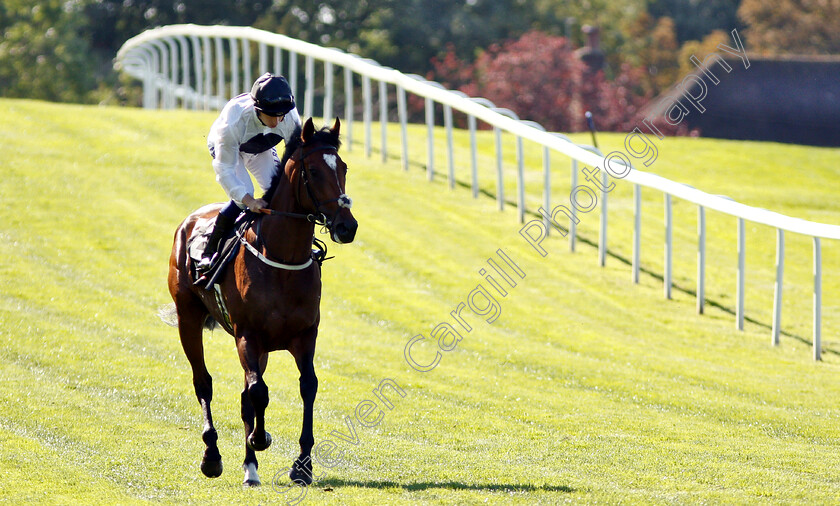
[290,343,318,486]
[240,353,268,487]
[177,300,223,478]
[237,339,272,453]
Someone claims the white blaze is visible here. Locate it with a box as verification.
[323,153,337,171]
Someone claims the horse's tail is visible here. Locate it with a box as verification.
[157,303,179,327]
[157,302,219,331]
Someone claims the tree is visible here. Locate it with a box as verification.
[0,0,96,102]
[528,0,648,60]
[677,30,730,76]
[254,0,531,75]
[738,0,840,55]
[647,0,742,44]
[82,0,267,89]
[624,13,680,95]
[430,31,650,133]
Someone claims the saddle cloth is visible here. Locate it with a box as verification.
[188,212,255,288]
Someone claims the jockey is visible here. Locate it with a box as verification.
[199,73,302,270]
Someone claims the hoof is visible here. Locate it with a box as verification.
[242,479,261,488]
[246,431,272,451]
[289,457,313,486]
[200,457,223,478]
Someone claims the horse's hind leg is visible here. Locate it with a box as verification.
[177,297,223,478]
[241,353,268,487]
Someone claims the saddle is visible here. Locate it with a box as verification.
[188,212,255,288]
[188,211,332,290]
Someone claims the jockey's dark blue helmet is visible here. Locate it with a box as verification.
[250,73,295,117]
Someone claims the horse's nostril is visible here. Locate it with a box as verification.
[335,220,357,243]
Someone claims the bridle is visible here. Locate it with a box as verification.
[248,141,351,269]
[294,144,352,231]
[259,143,352,232]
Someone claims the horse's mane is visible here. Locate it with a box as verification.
[262,124,341,204]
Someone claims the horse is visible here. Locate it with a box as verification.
[165,117,357,487]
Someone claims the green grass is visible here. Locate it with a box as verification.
[1,97,839,504]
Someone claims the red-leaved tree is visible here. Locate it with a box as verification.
[429,30,651,133]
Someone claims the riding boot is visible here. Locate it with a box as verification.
[197,212,235,271]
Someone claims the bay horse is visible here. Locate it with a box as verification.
[166,117,356,487]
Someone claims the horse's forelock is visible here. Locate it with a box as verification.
[305,125,341,150]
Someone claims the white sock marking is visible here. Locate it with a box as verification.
[244,462,260,485]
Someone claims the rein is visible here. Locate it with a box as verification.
[258,207,326,225]
[245,142,345,271]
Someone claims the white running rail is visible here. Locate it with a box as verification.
[115,24,839,359]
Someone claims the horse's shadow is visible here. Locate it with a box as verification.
[315,478,574,493]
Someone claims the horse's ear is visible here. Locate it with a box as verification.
[331,117,341,136]
[301,117,315,143]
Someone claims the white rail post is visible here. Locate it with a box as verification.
[324,61,334,123]
[288,50,298,98]
[177,36,189,107]
[214,37,225,102]
[570,159,578,252]
[258,41,268,73]
[305,55,314,117]
[161,37,172,107]
[148,42,159,107]
[147,49,157,108]
[343,66,353,150]
[159,40,168,106]
[425,97,435,180]
[397,84,408,170]
[363,75,372,158]
[242,38,252,93]
[599,168,608,266]
[201,36,212,109]
[469,115,478,198]
[772,229,784,345]
[516,136,525,223]
[543,146,551,233]
[445,104,455,189]
[697,206,706,314]
[813,237,822,361]
[164,38,178,108]
[494,127,504,210]
[273,46,282,75]
[664,193,672,299]
[633,184,641,283]
[230,37,240,95]
[141,47,155,109]
[379,79,388,163]
[736,218,745,331]
[185,35,200,109]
